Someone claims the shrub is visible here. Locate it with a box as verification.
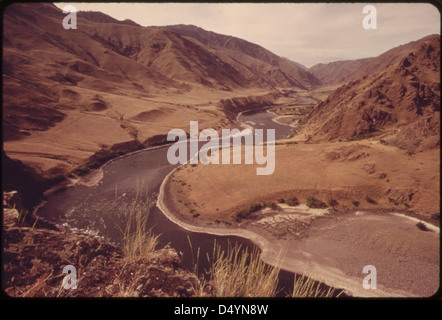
[306,197,327,209]
[416,222,428,231]
[72,165,89,176]
[248,203,263,212]
[264,201,278,210]
[365,196,377,204]
[327,198,338,207]
[286,197,300,206]
[352,200,360,207]
[234,203,262,222]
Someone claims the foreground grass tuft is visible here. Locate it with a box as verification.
[121,183,160,259]
[291,274,342,298]
[202,242,280,297]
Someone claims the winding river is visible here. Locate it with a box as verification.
[35,98,315,296]
[34,95,440,297]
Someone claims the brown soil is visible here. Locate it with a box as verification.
[168,140,439,222]
[2,205,201,298]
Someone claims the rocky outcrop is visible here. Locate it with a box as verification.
[300,35,440,150]
[2,198,200,297]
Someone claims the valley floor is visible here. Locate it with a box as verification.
[163,137,440,297]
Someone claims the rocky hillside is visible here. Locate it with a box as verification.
[309,58,369,85]
[2,198,201,297]
[166,24,320,89]
[299,35,440,151]
[2,3,318,142]
[308,34,438,86]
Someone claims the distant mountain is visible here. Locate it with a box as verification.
[342,34,440,84]
[309,34,439,86]
[78,11,141,27]
[300,35,440,151]
[309,58,369,85]
[165,24,320,89]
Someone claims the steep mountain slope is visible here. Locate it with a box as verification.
[2,3,180,141]
[2,3,319,143]
[299,35,440,151]
[309,34,439,86]
[78,10,141,27]
[309,58,369,85]
[166,24,320,89]
[342,34,439,84]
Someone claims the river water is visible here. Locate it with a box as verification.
[36,99,316,296]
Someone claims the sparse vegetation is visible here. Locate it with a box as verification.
[416,221,429,231]
[306,196,327,209]
[205,242,280,297]
[291,274,342,298]
[286,196,300,207]
[234,203,263,222]
[264,201,278,210]
[365,196,377,204]
[327,198,338,207]
[347,133,373,142]
[121,184,161,260]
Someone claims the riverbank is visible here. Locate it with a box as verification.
[159,166,440,297]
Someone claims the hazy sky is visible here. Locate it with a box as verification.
[54,2,440,67]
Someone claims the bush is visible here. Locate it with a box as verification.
[365,196,377,204]
[352,200,360,207]
[327,199,338,207]
[264,201,278,210]
[286,197,300,206]
[430,213,440,221]
[72,165,89,176]
[234,203,262,222]
[416,222,429,231]
[306,197,327,209]
[248,203,263,212]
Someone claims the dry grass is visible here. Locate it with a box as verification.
[169,141,440,219]
[121,182,160,260]
[188,240,345,298]
[291,274,342,298]
[204,241,280,297]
